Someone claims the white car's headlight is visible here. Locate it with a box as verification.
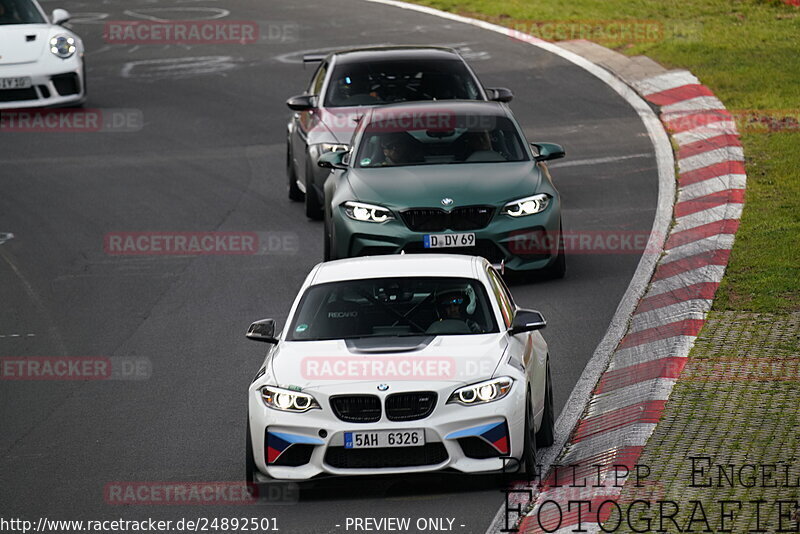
[502,193,551,217]
[260,386,320,413]
[448,377,514,406]
[343,201,394,223]
[50,35,77,59]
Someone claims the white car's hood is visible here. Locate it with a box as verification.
[0,25,51,65]
[269,334,509,392]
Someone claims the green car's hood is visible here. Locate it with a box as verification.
[345,162,543,208]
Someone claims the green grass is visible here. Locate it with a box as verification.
[415,0,800,311]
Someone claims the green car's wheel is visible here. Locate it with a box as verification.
[542,222,566,279]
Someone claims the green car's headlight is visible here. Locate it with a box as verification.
[260,386,320,413]
[502,193,551,217]
[343,201,394,223]
[49,35,77,59]
[447,377,514,406]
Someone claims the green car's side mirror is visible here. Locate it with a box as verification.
[318,150,348,170]
[531,142,565,162]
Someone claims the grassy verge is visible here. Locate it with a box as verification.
[415,0,800,311]
[614,311,800,533]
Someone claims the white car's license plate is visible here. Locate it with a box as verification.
[0,77,33,90]
[344,429,425,449]
[423,233,475,249]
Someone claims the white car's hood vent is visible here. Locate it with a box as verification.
[344,335,434,353]
[0,25,49,65]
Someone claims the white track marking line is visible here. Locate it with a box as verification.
[548,152,651,168]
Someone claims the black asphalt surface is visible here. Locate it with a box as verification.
[0,0,658,532]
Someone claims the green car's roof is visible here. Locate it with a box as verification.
[364,99,509,120]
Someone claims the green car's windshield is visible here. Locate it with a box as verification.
[355,115,529,167]
[287,277,499,341]
[0,0,45,24]
[324,59,482,107]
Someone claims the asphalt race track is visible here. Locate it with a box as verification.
[0,0,657,531]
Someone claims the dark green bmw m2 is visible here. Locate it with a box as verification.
[319,100,566,278]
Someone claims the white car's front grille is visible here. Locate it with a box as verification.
[385,392,437,421]
[329,395,382,423]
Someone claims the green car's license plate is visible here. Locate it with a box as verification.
[424,233,475,248]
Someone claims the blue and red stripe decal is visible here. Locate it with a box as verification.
[446,421,509,454]
[266,430,324,464]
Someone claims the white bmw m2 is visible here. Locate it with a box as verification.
[245,254,555,482]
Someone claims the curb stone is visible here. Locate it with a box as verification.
[515,42,746,534]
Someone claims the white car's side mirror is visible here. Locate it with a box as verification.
[51,8,71,25]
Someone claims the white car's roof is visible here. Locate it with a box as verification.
[310,255,486,285]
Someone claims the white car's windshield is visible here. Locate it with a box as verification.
[0,0,45,24]
[288,277,499,341]
[355,115,529,167]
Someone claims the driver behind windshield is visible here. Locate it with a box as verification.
[428,289,484,334]
[381,133,423,166]
[463,130,505,162]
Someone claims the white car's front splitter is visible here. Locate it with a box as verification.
[248,384,527,481]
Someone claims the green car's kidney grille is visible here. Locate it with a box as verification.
[400,206,495,232]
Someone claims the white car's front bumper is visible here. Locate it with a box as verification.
[248,382,527,480]
[0,55,85,110]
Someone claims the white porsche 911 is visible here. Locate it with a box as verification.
[245,255,555,482]
[0,0,85,109]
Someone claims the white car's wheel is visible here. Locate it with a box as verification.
[536,359,555,447]
[245,421,256,484]
[523,391,538,478]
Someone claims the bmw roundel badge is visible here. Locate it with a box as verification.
[377,384,389,391]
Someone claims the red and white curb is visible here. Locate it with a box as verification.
[517,71,745,533]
